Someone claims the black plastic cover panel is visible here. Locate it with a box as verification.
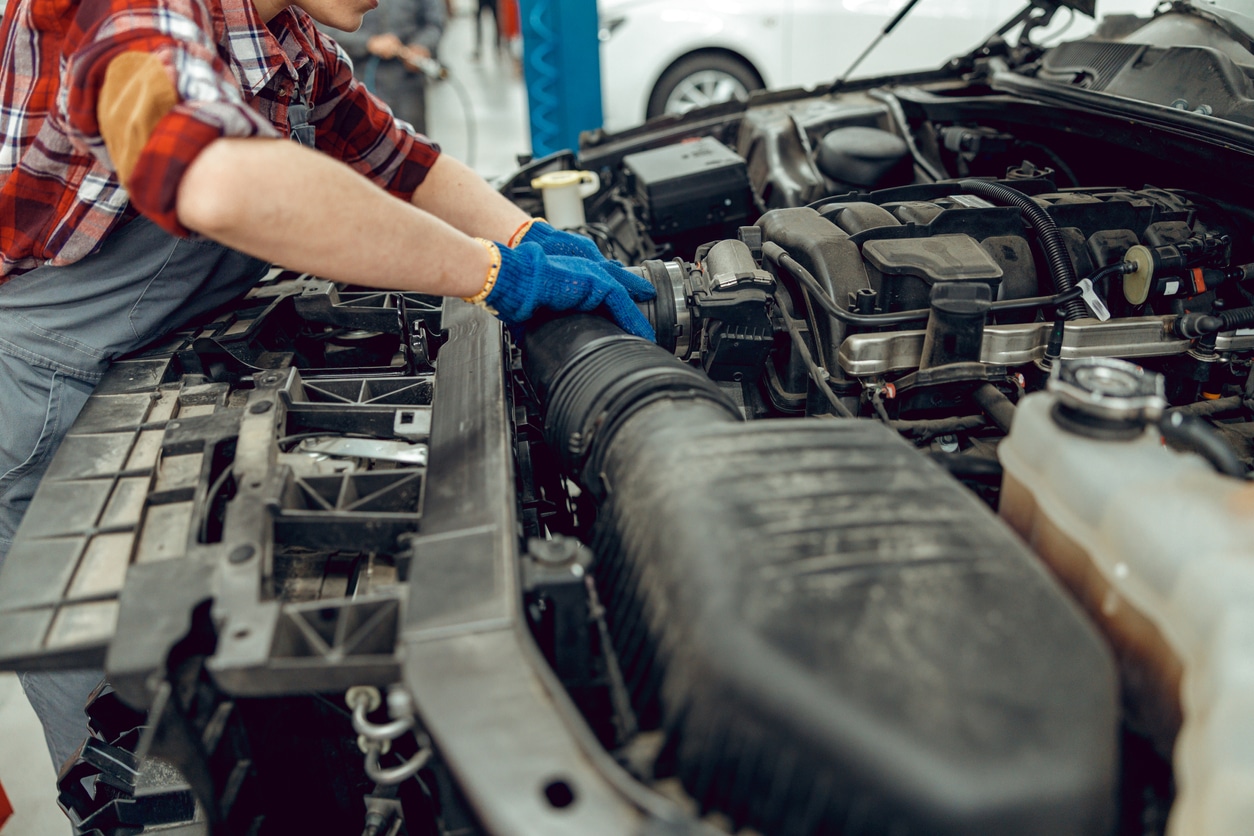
[863,233,1005,283]
[623,137,753,235]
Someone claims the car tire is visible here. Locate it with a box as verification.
[646,52,763,120]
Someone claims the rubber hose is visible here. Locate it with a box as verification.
[1177,306,1254,338]
[957,179,1087,320]
[1218,306,1254,331]
[973,383,1017,433]
[522,314,740,495]
[1158,411,1246,478]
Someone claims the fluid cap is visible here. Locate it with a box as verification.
[1048,358,1166,438]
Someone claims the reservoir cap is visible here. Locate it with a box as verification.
[1049,358,1166,436]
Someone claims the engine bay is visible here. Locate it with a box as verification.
[496,17,1254,830]
[5,5,1254,835]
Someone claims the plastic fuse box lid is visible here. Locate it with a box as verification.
[622,137,752,236]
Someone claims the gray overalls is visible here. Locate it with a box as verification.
[0,101,316,777]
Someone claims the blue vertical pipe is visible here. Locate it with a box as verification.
[518,0,604,157]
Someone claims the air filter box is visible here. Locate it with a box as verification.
[593,417,1119,836]
[622,137,752,237]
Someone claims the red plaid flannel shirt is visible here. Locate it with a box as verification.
[0,0,440,278]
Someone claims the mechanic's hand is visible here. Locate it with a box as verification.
[401,44,431,72]
[514,219,608,262]
[367,33,404,59]
[476,240,656,340]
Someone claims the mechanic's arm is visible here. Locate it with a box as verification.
[176,139,655,338]
[87,14,653,336]
[177,138,501,298]
[407,152,528,243]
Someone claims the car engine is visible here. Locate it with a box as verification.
[4,4,1254,835]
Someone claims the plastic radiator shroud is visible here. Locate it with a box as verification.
[593,416,1119,835]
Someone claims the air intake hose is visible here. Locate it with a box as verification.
[958,179,1088,320]
[522,315,741,495]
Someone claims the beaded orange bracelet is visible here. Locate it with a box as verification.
[507,217,544,248]
[462,238,502,305]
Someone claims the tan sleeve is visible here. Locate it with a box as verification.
[98,52,180,188]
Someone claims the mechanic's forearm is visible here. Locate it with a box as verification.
[410,153,530,242]
[177,138,490,298]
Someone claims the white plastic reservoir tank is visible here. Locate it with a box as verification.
[999,358,1254,836]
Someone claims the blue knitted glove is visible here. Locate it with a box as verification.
[517,219,607,262]
[481,241,656,340]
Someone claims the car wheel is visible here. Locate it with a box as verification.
[646,53,763,120]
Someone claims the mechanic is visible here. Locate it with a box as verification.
[0,0,654,779]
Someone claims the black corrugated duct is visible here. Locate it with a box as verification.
[523,315,1119,836]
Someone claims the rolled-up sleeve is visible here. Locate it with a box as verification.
[63,0,280,235]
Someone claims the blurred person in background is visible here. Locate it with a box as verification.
[472,0,498,61]
[498,0,520,75]
[320,0,445,133]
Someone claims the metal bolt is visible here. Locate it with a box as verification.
[346,685,383,713]
[386,686,414,720]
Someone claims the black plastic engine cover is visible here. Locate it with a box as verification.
[593,416,1118,835]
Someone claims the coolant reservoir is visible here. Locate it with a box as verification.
[999,358,1254,836]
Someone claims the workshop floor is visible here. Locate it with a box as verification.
[0,4,528,834]
[427,0,532,179]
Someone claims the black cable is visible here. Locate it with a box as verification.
[797,266,843,383]
[990,288,1086,314]
[870,387,893,424]
[956,179,1088,320]
[1089,262,1130,298]
[868,89,948,182]
[775,293,855,418]
[892,414,987,440]
[1177,305,1254,338]
[577,223,624,260]
[762,241,1085,327]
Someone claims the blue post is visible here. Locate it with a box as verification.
[518,0,603,158]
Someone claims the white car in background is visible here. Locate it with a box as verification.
[598,0,1139,132]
